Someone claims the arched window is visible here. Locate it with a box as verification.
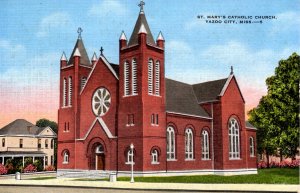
[126,149,134,164]
[124,61,130,96]
[250,137,255,157]
[155,60,160,95]
[63,78,67,107]
[202,130,210,160]
[45,139,48,149]
[81,77,87,90]
[166,126,175,160]
[2,138,5,147]
[51,139,54,149]
[96,144,104,154]
[185,128,194,160]
[148,59,153,94]
[68,76,72,106]
[132,59,138,95]
[151,149,159,164]
[229,118,240,159]
[63,150,69,164]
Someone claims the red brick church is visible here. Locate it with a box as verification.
[57,1,257,177]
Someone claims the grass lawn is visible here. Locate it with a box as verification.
[118,168,299,184]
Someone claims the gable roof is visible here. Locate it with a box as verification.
[192,78,228,103]
[128,12,155,46]
[166,78,211,119]
[80,55,119,95]
[245,121,257,130]
[0,119,48,136]
[68,38,91,66]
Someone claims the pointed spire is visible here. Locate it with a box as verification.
[230,66,234,75]
[120,31,127,40]
[91,52,97,61]
[74,48,81,57]
[157,31,164,41]
[60,52,67,61]
[138,23,147,34]
[128,4,155,46]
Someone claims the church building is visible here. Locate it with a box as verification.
[57,1,257,177]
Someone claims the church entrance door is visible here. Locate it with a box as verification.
[96,154,105,170]
[94,144,105,170]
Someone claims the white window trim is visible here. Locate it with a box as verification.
[63,152,69,164]
[63,78,67,107]
[132,59,138,95]
[202,130,210,160]
[125,149,135,165]
[185,128,194,160]
[229,118,240,159]
[68,76,72,107]
[124,61,130,96]
[148,59,153,94]
[155,60,160,96]
[250,137,255,157]
[167,126,176,160]
[151,149,159,164]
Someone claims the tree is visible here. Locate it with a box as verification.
[248,53,299,161]
[36,118,58,134]
[36,118,58,168]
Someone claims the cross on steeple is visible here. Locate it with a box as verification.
[100,47,104,55]
[77,27,83,39]
[230,66,234,75]
[138,0,145,13]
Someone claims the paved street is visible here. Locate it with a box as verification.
[0,186,233,193]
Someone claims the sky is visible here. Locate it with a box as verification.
[0,0,299,128]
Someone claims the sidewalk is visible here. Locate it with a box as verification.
[0,177,298,192]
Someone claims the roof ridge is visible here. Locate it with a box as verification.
[192,77,228,86]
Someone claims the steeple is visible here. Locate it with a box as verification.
[128,2,155,46]
[68,28,91,66]
[120,31,127,40]
[60,52,67,61]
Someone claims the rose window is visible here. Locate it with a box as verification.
[92,88,111,116]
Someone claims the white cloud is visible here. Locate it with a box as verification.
[88,0,128,17]
[37,12,72,37]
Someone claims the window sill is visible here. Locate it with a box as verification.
[229,158,242,160]
[125,162,135,165]
[126,124,135,127]
[250,155,256,158]
[61,106,72,109]
[151,124,159,127]
[62,162,69,164]
[185,159,195,161]
[167,159,177,162]
[151,162,160,165]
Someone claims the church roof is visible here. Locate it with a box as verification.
[68,38,91,66]
[0,119,44,136]
[128,12,155,46]
[166,78,211,118]
[245,121,257,130]
[192,78,228,103]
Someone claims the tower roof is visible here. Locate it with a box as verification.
[68,38,91,66]
[128,12,155,46]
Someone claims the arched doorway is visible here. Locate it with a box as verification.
[95,144,105,170]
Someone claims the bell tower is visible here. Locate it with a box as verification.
[118,1,166,173]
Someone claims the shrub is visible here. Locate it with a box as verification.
[33,159,43,172]
[45,165,55,171]
[0,164,8,175]
[258,160,300,169]
[23,164,37,173]
[5,163,15,174]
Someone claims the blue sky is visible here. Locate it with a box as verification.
[0,0,299,127]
